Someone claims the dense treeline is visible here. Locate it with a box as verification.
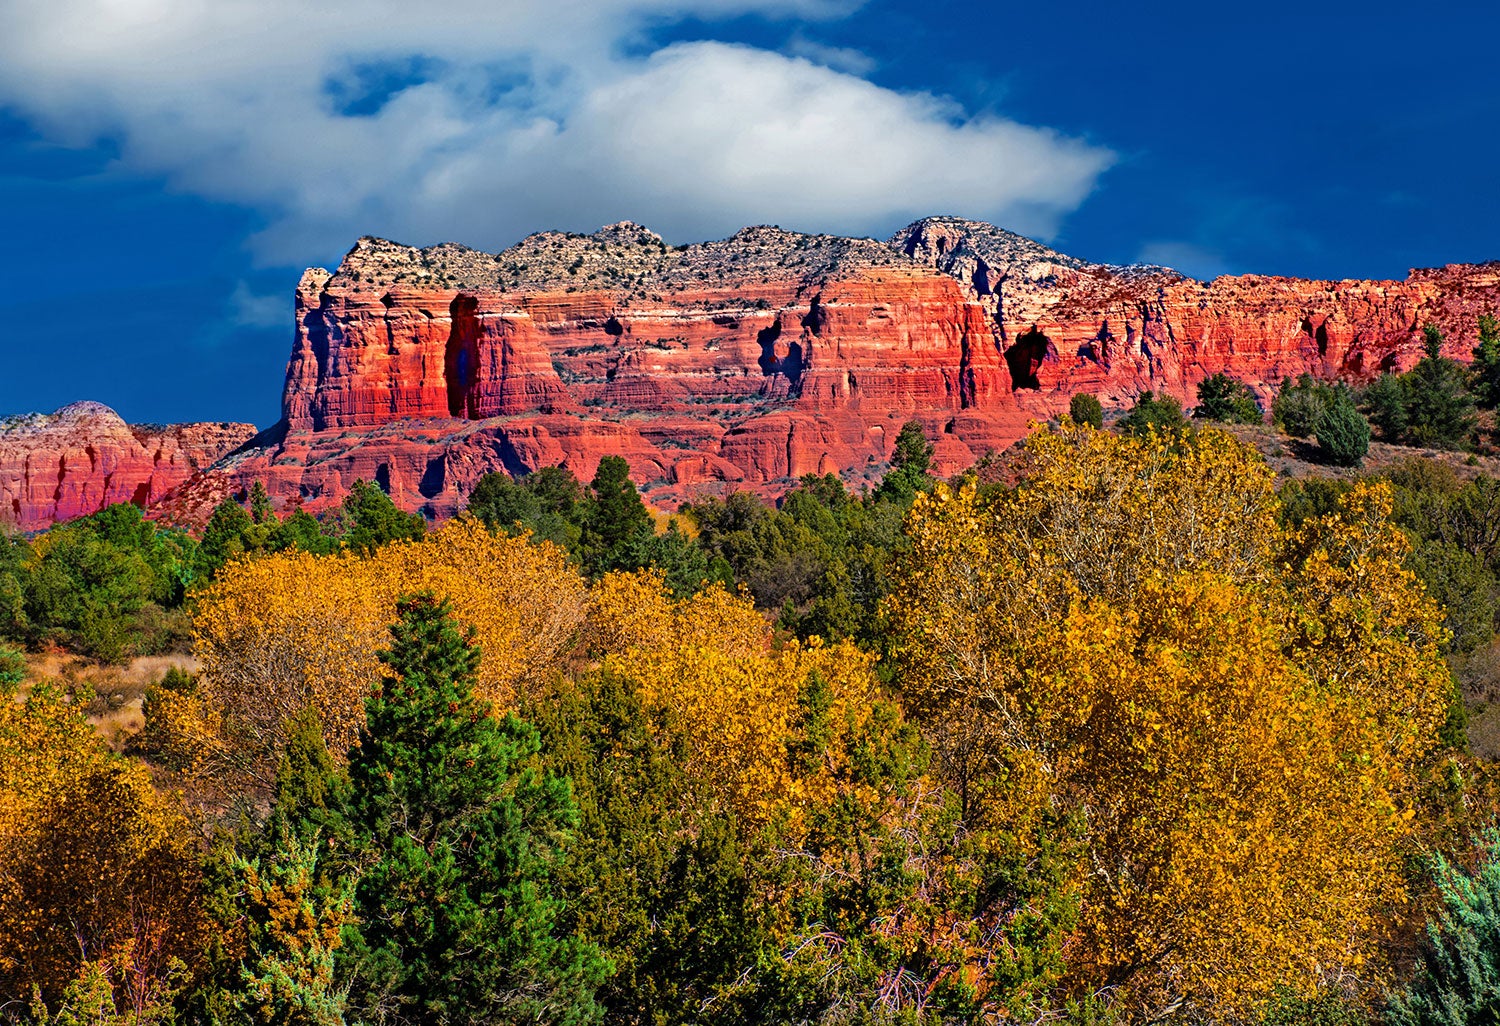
[9,413,1500,1023]
[0,482,428,664]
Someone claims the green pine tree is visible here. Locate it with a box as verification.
[227,826,355,1026]
[581,456,652,576]
[1405,328,1477,449]
[250,482,276,526]
[529,669,762,1026]
[335,593,607,1026]
[197,497,256,578]
[1472,314,1500,408]
[326,481,426,556]
[1362,372,1410,441]
[1069,393,1104,429]
[202,708,353,1026]
[1118,391,1189,437]
[1314,388,1371,467]
[1194,372,1261,424]
[873,420,935,504]
[1388,829,1500,1025]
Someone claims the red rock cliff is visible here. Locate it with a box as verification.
[0,402,256,532]
[12,218,1500,530]
[167,218,1500,523]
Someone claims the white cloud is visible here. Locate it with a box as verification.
[229,281,290,329]
[783,32,878,75]
[0,0,1113,265]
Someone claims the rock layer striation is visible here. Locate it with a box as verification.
[0,403,256,532]
[9,218,1500,529]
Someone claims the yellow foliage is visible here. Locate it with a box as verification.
[189,517,586,795]
[888,424,1451,1019]
[0,685,203,1007]
[589,571,881,829]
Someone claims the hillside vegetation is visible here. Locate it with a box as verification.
[7,406,1500,1024]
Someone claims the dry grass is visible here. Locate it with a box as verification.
[19,651,198,749]
[1217,422,1500,483]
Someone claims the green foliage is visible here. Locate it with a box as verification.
[466,466,586,554]
[24,957,184,1026]
[1274,374,1338,438]
[873,420,935,504]
[333,593,606,1026]
[226,826,354,1026]
[322,480,426,556]
[1388,829,1500,1026]
[249,482,275,526]
[1316,388,1372,467]
[582,456,654,576]
[1362,330,1477,450]
[689,474,907,649]
[1069,392,1104,429]
[1118,391,1189,437]
[1259,987,1369,1025]
[195,488,343,581]
[1471,314,1500,409]
[1380,465,1500,657]
[21,504,195,661]
[757,745,1080,1025]
[1425,322,1447,360]
[529,668,764,1026]
[0,644,23,692]
[0,529,26,641]
[196,497,256,577]
[1406,343,1478,450]
[1410,540,1498,655]
[1195,372,1262,424]
[272,706,343,832]
[1365,373,1412,441]
[1278,477,1357,531]
[623,521,730,599]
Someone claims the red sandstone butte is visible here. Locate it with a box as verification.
[0,402,256,532]
[8,217,1500,530]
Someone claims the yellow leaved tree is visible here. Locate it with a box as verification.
[887,424,1451,1020]
[586,570,883,830]
[0,683,205,1015]
[181,517,586,802]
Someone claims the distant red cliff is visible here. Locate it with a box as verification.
[6,217,1500,531]
[0,403,256,532]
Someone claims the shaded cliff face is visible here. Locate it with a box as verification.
[171,217,1500,524]
[0,403,257,532]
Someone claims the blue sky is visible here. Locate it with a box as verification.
[1,0,1495,427]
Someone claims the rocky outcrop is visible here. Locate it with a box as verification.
[10,217,1500,530]
[892,217,1500,409]
[219,222,1032,521]
[0,403,256,532]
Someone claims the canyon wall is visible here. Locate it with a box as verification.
[0,402,256,532]
[8,217,1500,530]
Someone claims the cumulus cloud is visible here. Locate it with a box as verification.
[0,0,1114,264]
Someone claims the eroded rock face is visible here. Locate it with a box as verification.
[12,217,1500,529]
[893,217,1500,410]
[204,222,1033,521]
[0,403,256,532]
